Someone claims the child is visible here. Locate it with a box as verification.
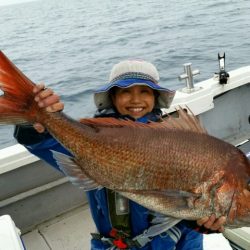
[14,59,225,249]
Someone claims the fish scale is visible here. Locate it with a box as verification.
[0,50,250,228]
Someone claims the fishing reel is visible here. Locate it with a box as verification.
[215,53,230,84]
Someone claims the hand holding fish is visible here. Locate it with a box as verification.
[197,214,226,233]
[33,83,64,133]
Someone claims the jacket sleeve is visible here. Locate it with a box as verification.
[14,125,72,172]
[14,124,53,145]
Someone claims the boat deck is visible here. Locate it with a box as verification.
[21,204,234,250]
[22,204,95,250]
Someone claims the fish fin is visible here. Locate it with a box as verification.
[141,189,201,198]
[79,117,150,128]
[120,189,200,198]
[79,117,169,129]
[120,190,196,214]
[79,106,207,134]
[0,51,37,125]
[51,150,102,191]
[163,106,207,134]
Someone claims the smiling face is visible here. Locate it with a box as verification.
[111,85,156,119]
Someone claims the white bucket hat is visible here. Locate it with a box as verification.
[94,59,175,109]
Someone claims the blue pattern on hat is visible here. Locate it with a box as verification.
[94,78,172,93]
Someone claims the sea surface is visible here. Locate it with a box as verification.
[0,0,250,149]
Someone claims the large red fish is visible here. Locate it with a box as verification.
[0,51,250,229]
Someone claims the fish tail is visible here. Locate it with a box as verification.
[0,51,38,125]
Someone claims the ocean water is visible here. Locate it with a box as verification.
[0,0,250,149]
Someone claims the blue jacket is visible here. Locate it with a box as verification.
[14,110,203,250]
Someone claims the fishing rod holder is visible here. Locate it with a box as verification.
[179,63,200,93]
[215,52,230,84]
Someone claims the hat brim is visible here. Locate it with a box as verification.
[94,78,175,109]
